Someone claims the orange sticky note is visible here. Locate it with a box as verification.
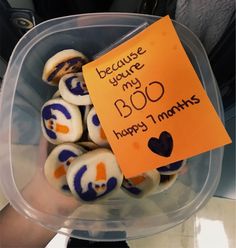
[83,16,231,178]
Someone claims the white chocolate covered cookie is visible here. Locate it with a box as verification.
[66,148,123,202]
[42,49,88,85]
[121,170,160,198]
[41,98,83,144]
[87,107,109,147]
[44,143,85,195]
[59,72,92,105]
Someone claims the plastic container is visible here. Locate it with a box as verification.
[0,13,224,241]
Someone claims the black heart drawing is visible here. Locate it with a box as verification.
[148,131,173,157]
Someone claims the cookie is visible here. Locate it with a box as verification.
[42,49,88,85]
[121,170,160,198]
[44,143,85,195]
[59,72,92,105]
[66,148,123,202]
[157,160,186,175]
[87,107,109,147]
[41,98,83,144]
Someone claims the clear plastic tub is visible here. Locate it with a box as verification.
[0,13,224,241]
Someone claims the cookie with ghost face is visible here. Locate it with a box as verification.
[59,72,92,106]
[121,170,160,198]
[66,148,123,202]
[41,98,83,144]
[87,107,109,147]
[157,160,186,175]
[42,49,88,85]
[44,143,85,195]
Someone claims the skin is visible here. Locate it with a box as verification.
[0,205,55,248]
[0,138,79,248]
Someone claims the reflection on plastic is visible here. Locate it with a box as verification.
[93,22,149,59]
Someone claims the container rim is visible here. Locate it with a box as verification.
[0,12,224,240]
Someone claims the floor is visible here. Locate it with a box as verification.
[128,197,236,248]
[46,197,236,248]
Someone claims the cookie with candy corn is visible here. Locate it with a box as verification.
[44,143,85,195]
[157,160,186,175]
[41,98,83,144]
[121,170,160,198]
[87,107,109,147]
[42,49,88,85]
[66,148,123,202]
[59,72,91,105]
